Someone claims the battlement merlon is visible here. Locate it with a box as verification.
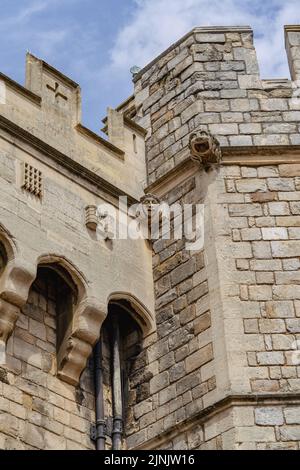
[25,52,82,126]
[132,25,300,87]
[133,26,255,83]
[109,25,300,126]
[285,25,300,81]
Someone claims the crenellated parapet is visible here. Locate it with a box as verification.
[0,54,147,201]
[285,25,300,81]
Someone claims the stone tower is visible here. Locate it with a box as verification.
[1,25,300,450]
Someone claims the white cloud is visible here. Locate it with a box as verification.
[0,0,77,59]
[0,1,50,29]
[109,0,300,79]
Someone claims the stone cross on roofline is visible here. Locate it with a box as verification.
[46,81,68,103]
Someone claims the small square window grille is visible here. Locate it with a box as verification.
[21,162,43,198]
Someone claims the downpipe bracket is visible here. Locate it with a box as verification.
[90,417,113,442]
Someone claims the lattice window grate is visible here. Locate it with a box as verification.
[21,162,43,198]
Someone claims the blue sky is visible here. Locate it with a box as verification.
[0,0,299,132]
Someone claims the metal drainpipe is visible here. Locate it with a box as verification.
[112,314,123,450]
[94,331,106,450]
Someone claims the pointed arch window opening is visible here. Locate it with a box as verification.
[94,301,142,450]
[29,264,78,360]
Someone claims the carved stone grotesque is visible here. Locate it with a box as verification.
[189,130,222,169]
[137,194,162,241]
[140,194,161,210]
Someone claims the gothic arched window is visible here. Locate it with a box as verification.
[93,300,143,450]
[28,263,78,363]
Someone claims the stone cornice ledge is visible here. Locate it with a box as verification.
[0,72,41,105]
[146,145,300,197]
[221,144,300,164]
[133,392,300,450]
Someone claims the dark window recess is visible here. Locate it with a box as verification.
[30,265,77,362]
[98,301,142,449]
[0,242,7,274]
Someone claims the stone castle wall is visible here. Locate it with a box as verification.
[1,25,300,450]
[124,25,300,449]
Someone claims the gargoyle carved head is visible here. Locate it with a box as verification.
[189,130,222,169]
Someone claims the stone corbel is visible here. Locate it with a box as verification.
[85,205,98,231]
[85,205,115,240]
[189,130,222,170]
[57,297,107,385]
[0,259,36,346]
[0,299,20,344]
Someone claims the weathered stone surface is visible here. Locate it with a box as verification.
[236,426,276,442]
[150,372,169,394]
[271,241,300,258]
[286,319,300,333]
[236,179,266,193]
[256,352,285,365]
[250,192,277,203]
[280,426,300,441]
[261,227,288,240]
[229,204,263,217]
[171,259,195,286]
[284,407,300,424]
[196,33,226,43]
[194,312,211,335]
[185,343,213,373]
[268,202,290,216]
[265,301,294,318]
[267,178,295,191]
[259,319,286,333]
[255,407,284,426]
[248,286,272,301]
